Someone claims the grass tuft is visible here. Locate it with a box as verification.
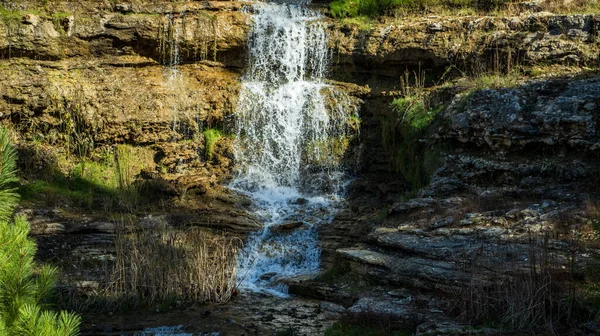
[382,69,442,191]
[203,128,222,161]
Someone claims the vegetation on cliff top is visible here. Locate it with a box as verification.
[0,127,81,336]
[330,0,600,18]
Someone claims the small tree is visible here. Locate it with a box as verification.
[0,127,81,335]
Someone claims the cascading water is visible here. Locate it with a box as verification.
[232,0,355,295]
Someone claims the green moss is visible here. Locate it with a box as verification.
[203,128,222,161]
[306,136,350,167]
[341,16,374,31]
[0,5,47,23]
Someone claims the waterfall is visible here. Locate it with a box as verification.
[232,1,354,295]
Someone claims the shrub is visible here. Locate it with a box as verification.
[330,0,404,18]
[0,128,19,222]
[450,233,577,333]
[0,127,81,335]
[21,144,155,211]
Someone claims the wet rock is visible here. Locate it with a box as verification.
[259,272,277,281]
[270,221,305,233]
[291,197,308,205]
[284,276,358,307]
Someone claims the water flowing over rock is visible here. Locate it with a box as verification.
[232,1,357,295]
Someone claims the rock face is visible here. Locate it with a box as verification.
[329,13,600,79]
[0,1,249,66]
[0,3,249,191]
[317,73,600,333]
[447,77,599,151]
[426,76,600,200]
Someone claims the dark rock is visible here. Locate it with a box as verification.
[390,198,435,214]
[270,221,305,233]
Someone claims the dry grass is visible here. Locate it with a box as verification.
[538,0,600,14]
[108,222,241,304]
[451,232,577,334]
[389,0,600,17]
[586,200,600,229]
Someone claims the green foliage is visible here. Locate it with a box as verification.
[329,0,509,18]
[381,71,442,191]
[51,12,71,35]
[330,0,401,18]
[0,6,23,23]
[0,6,46,24]
[0,217,81,336]
[386,96,442,190]
[21,145,155,211]
[0,128,19,222]
[0,126,81,335]
[203,129,222,161]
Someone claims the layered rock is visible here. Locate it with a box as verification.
[0,1,249,66]
[328,13,600,79]
[316,74,600,333]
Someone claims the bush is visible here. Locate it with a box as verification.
[0,127,81,335]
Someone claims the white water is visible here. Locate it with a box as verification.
[232,1,353,295]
